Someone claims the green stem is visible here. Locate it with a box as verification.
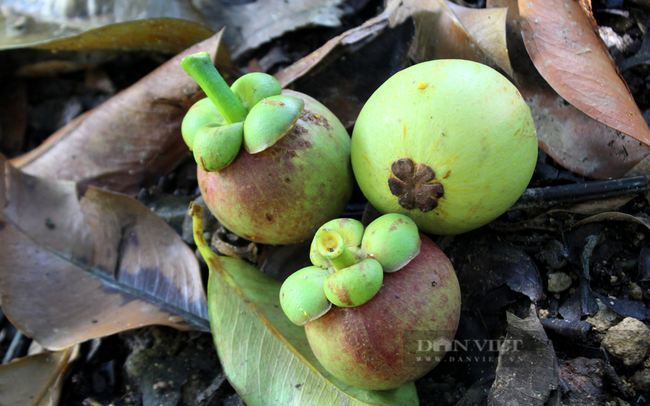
[181,52,248,124]
[316,229,358,272]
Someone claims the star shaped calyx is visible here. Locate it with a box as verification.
[388,158,444,213]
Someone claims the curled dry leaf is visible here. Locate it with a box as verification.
[488,0,650,179]
[571,211,650,233]
[194,0,345,60]
[518,0,650,146]
[0,346,78,406]
[0,155,208,351]
[0,0,211,53]
[10,32,229,196]
[409,1,512,77]
[191,205,419,406]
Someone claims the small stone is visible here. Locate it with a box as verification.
[586,299,623,333]
[629,282,643,301]
[548,272,573,293]
[610,275,619,284]
[539,308,550,318]
[603,317,650,367]
[630,368,650,392]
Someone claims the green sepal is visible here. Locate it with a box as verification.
[361,214,421,273]
[243,95,304,154]
[231,72,283,111]
[192,122,243,172]
[323,258,383,307]
[280,266,332,326]
[182,98,226,150]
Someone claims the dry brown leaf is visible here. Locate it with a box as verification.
[488,0,650,179]
[32,18,214,54]
[410,1,512,77]
[0,346,77,406]
[518,0,650,146]
[10,31,229,196]
[194,0,345,60]
[1,0,211,53]
[0,155,208,350]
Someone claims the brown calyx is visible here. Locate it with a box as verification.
[388,158,444,213]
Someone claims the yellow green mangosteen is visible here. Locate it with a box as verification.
[279,214,461,390]
[181,52,354,245]
[351,59,538,235]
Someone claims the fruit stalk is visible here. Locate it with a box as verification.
[316,229,358,271]
[181,52,247,124]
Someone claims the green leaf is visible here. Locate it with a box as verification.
[190,204,419,406]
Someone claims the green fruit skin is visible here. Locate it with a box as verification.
[198,89,354,245]
[351,60,538,235]
[305,234,461,390]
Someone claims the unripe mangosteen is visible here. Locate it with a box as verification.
[182,53,354,245]
[279,215,461,390]
[351,59,538,235]
[304,233,460,390]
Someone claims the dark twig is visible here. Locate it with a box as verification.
[508,176,648,212]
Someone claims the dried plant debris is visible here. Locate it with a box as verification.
[488,309,560,406]
[448,232,544,311]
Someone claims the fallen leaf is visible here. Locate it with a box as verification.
[0,346,77,406]
[0,155,209,350]
[410,1,512,77]
[518,0,650,146]
[593,292,646,320]
[33,19,214,54]
[488,309,560,405]
[194,0,345,60]
[571,211,650,232]
[488,0,650,179]
[10,32,229,196]
[191,204,419,406]
[559,281,599,320]
[0,0,211,53]
[448,232,544,311]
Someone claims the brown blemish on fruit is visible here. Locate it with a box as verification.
[266,213,274,221]
[328,280,353,306]
[388,158,444,213]
[300,109,331,129]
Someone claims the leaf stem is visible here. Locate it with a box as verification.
[316,229,358,272]
[181,52,248,124]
